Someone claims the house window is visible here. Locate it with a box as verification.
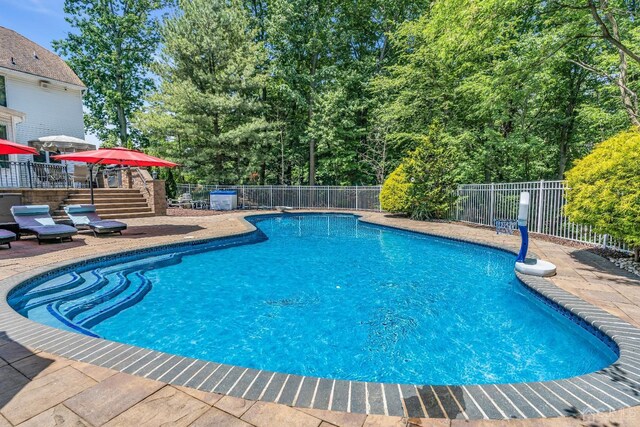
[0,76,6,107]
[0,124,7,165]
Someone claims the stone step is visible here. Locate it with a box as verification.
[97,212,156,220]
[58,204,148,211]
[55,206,152,215]
[69,188,142,194]
[53,211,155,221]
[66,194,146,201]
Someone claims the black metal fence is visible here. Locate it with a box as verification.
[0,161,81,188]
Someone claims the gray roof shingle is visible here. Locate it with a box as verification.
[0,26,85,88]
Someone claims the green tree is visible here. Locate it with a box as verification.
[265,0,427,185]
[381,127,459,219]
[137,0,271,184]
[53,0,169,147]
[565,130,640,261]
[548,0,640,128]
[374,0,629,183]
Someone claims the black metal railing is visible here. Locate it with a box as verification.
[0,160,87,189]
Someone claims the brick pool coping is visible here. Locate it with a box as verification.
[1,212,640,421]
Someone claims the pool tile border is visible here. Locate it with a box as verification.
[1,212,640,420]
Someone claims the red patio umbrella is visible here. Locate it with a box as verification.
[0,138,39,155]
[52,147,178,203]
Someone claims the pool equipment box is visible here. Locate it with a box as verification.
[210,190,238,210]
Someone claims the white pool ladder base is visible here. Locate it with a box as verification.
[515,259,557,277]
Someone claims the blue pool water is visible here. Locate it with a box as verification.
[10,214,617,385]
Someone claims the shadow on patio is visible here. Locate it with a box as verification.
[0,331,54,412]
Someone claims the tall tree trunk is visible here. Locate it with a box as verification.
[259,162,266,185]
[114,73,128,147]
[309,138,316,186]
[590,0,640,127]
[308,53,318,186]
[116,103,128,147]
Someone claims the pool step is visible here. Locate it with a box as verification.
[56,271,130,320]
[77,271,152,328]
[45,269,152,330]
[18,270,107,313]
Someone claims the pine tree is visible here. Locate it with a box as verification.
[138,0,272,183]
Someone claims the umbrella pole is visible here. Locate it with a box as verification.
[89,164,95,204]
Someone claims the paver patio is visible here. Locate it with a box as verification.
[1,211,639,426]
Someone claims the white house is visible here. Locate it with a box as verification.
[0,26,86,162]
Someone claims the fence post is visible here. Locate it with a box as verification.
[603,234,609,249]
[242,185,245,209]
[270,185,273,208]
[27,161,33,189]
[327,186,330,209]
[298,186,301,209]
[536,180,544,234]
[489,183,495,225]
[355,185,358,211]
[64,164,70,188]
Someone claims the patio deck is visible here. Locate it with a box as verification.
[1,211,639,426]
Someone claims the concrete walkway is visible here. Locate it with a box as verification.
[1,211,639,426]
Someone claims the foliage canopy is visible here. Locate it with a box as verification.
[54,0,169,147]
[565,130,640,260]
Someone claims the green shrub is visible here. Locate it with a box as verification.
[160,168,178,199]
[381,130,459,220]
[380,164,411,213]
[565,129,640,261]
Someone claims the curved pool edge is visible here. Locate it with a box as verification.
[0,211,639,420]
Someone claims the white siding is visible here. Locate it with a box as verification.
[4,74,84,146]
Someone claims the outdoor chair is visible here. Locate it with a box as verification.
[11,205,77,244]
[168,193,193,209]
[64,204,127,236]
[47,166,68,187]
[0,229,16,248]
[72,164,89,188]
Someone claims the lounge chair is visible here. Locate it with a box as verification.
[11,205,77,244]
[64,204,127,236]
[0,229,16,248]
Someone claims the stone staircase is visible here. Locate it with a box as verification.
[53,188,155,220]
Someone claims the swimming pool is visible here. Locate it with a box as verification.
[8,214,617,385]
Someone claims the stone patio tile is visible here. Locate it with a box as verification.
[190,407,254,427]
[15,404,91,427]
[11,353,71,380]
[407,418,449,427]
[577,289,633,305]
[103,386,209,427]
[64,372,165,426]
[215,395,255,417]
[241,401,322,427]
[320,422,339,427]
[0,365,30,397]
[0,341,37,364]
[0,358,6,368]
[0,365,97,425]
[71,360,118,382]
[0,414,10,427]
[299,408,367,427]
[361,415,408,427]
[176,385,224,405]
